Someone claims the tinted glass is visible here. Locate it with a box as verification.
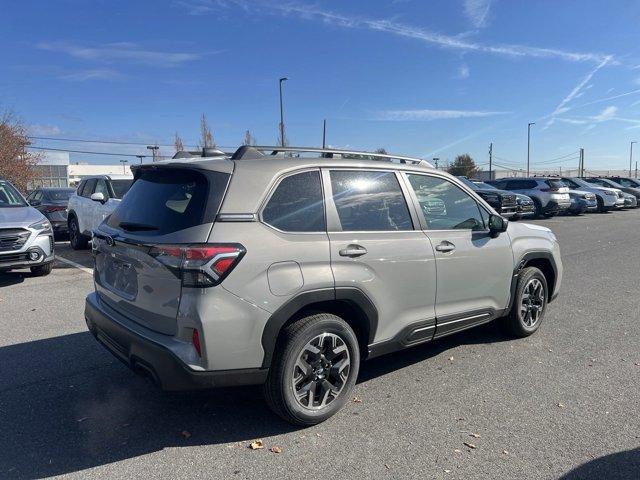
[474,182,497,190]
[263,171,325,232]
[0,181,27,207]
[330,170,412,231]
[545,179,566,189]
[457,177,478,190]
[111,179,133,199]
[95,179,110,198]
[81,179,97,197]
[561,178,580,189]
[407,174,485,231]
[107,169,229,235]
[45,189,75,201]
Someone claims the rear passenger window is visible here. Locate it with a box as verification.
[81,179,97,197]
[329,170,412,231]
[263,170,325,232]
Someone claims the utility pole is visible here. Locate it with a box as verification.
[579,147,584,176]
[635,161,638,179]
[322,119,327,148]
[527,122,535,177]
[279,77,288,147]
[136,155,144,165]
[119,159,128,174]
[630,141,637,177]
[146,145,159,162]
[488,142,493,179]
[433,157,439,169]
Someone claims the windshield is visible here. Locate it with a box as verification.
[0,181,27,207]
[45,189,75,201]
[473,181,497,190]
[111,179,133,199]
[545,179,567,189]
[457,177,478,190]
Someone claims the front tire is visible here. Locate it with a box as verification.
[30,262,52,276]
[68,216,89,250]
[503,267,548,337]
[264,313,360,426]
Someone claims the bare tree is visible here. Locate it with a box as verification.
[0,109,41,192]
[243,130,257,146]
[174,132,185,152]
[199,113,215,148]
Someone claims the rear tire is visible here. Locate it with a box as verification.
[68,216,89,250]
[264,313,360,426]
[503,267,548,338]
[30,262,52,276]
[533,199,544,218]
[596,196,607,213]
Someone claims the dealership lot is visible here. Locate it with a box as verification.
[1,212,639,479]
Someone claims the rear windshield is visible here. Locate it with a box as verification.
[545,179,566,189]
[107,169,229,235]
[45,189,75,201]
[110,179,133,199]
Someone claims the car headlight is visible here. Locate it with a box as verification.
[29,220,52,234]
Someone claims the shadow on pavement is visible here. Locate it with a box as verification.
[0,322,512,479]
[559,449,640,480]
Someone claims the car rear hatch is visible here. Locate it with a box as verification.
[92,163,233,335]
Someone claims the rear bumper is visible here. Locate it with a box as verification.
[84,292,268,390]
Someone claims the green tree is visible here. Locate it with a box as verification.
[447,154,479,177]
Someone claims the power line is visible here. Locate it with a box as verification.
[27,145,152,158]
[28,135,237,150]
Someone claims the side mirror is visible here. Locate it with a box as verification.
[90,192,106,203]
[488,214,508,236]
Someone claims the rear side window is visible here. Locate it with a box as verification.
[545,179,566,189]
[110,179,133,199]
[107,169,229,235]
[263,170,325,232]
[329,170,412,231]
[81,179,96,197]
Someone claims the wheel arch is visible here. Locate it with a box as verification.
[509,252,558,309]
[260,288,378,369]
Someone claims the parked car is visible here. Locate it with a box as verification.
[0,178,54,276]
[581,177,640,207]
[605,176,640,189]
[559,177,620,212]
[471,181,535,220]
[85,145,563,426]
[487,177,571,218]
[565,191,596,215]
[67,174,133,250]
[26,187,76,237]
[457,176,518,218]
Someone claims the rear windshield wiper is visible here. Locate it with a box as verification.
[119,222,159,232]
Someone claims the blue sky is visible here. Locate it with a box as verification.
[1,0,640,171]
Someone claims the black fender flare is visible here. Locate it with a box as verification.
[508,251,559,312]
[260,287,378,368]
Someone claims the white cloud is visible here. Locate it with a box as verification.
[28,124,61,136]
[59,69,125,81]
[592,105,617,122]
[463,0,492,28]
[379,109,510,121]
[179,2,612,64]
[457,64,470,79]
[37,41,202,68]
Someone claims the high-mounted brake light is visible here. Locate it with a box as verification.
[149,243,245,288]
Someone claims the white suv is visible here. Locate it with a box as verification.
[67,174,133,249]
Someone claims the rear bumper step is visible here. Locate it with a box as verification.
[84,292,268,390]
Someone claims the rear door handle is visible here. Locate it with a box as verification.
[339,245,368,257]
[435,241,456,253]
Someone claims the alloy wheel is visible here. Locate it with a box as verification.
[291,332,351,410]
[520,278,545,327]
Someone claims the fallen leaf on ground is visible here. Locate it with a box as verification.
[453,449,462,454]
[463,442,477,449]
[502,449,509,455]
[270,446,282,454]
[557,403,566,408]
[448,356,454,362]
[181,430,191,439]
[470,433,481,438]
[352,396,362,403]
[384,464,390,470]
[444,469,452,473]
[249,440,264,450]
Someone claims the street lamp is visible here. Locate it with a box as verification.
[146,145,159,162]
[279,77,288,147]
[629,141,637,177]
[432,157,440,169]
[136,155,144,165]
[119,159,128,174]
[527,122,535,177]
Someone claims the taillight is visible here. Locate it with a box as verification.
[41,205,66,213]
[192,329,202,357]
[149,243,245,288]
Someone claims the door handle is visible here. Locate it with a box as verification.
[339,244,368,257]
[435,241,456,253]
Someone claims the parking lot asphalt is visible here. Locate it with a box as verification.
[1,211,639,479]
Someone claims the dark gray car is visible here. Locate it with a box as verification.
[26,187,75,237]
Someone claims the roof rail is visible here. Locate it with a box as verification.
[234,145,432,167]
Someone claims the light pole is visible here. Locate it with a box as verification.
[629,141,637,177]
[136,155,144,165]
[146,145,159,162]
[527,122,535,177]
[119,159,128,174]
[279,77,288,147]
[432,157,440,169]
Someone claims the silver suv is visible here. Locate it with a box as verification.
[85,146,563,425]
[489,177,571,218]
